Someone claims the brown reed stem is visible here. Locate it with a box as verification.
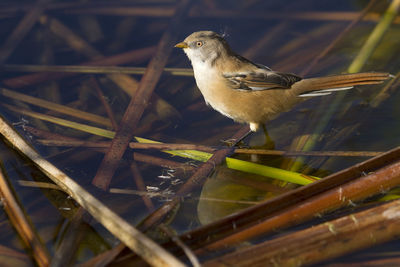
[0,165,50,267]
[203,196,400,266]
[0,0,50,63]
[2,46,156,88]
[92,0,194,190]
[129,142,382,157]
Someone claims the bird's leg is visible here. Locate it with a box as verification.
[261,124,275,149]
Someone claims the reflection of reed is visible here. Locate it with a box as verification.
[284,0,400,175]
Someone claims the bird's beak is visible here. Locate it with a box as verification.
[175,42,188,48]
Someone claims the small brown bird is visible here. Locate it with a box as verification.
[175,31,390,142]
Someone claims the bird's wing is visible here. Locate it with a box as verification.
[223,71,302,91]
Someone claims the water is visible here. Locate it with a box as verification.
[0,0,399,265]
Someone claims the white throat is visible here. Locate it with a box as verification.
[185,50,219,94]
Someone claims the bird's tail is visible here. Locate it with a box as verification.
[294,72,391,97]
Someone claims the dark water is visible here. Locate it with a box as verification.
[0,0,399,265]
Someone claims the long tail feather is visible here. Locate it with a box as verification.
[293,72,390,96]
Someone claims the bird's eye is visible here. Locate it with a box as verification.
[196,41,203,47]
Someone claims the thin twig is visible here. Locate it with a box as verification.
[129,142,382,157]
[2,46,156,88]
[0,164,50,267]
[130,162,155,212]
[51,208,86,267]
[90,77,119,130]
[370,71,400,107]
[110,188,261,205]
[0,64,193,76]
[130,142,215,153]
[66,6,400,24]
[18,180,61,190]
[159,225,201,267]
[235,148,381,157]
[0,244,28,260]
[2,103,115,138]
[79,243,126,267]
[37,139,111,148]
[324,257,400,267]
[134,152,196,171]
[24,126,85,141]
[0,87,113,127]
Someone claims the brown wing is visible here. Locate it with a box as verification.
[223,71,302,91]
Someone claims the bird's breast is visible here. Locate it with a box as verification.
[192,63,221,98]
[192,65,240,120]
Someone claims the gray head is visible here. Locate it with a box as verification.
[175,31,232,66]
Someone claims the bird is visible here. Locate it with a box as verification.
[175,31,390,144]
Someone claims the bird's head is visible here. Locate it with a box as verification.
[175,31,231,66]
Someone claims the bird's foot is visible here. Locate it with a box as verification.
[221,138,246,147]
[222,129,253,147]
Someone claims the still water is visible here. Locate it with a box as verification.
[0,0,399,265]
